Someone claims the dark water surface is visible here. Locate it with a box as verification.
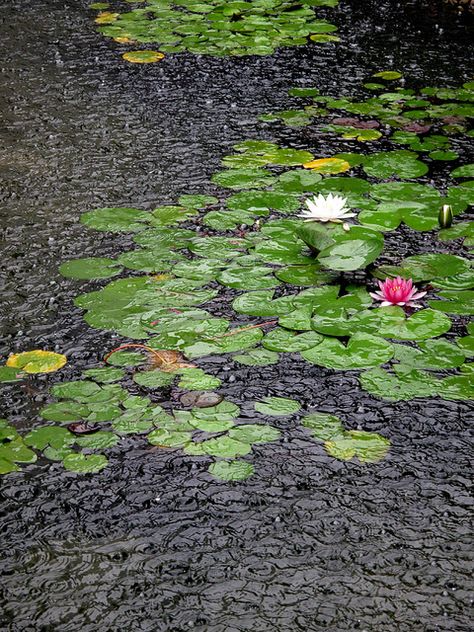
[0,1,473,630]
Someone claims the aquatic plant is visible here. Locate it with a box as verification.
[298,193,355,223]
[1,75,472,481]
[369,277,427,307]
[91,0,341,59]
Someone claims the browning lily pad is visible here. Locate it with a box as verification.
[6,350,67,374]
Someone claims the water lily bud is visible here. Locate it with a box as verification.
[342,222,351,232]
[438,204,453,228]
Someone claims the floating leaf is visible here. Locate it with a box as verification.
[81,207,150,232]
[372,71,403,80]
[325,431,390,463]
[262,328,323,352]
[228,424,281,444]
[359,367,439,401]
[133,370,175,388]
[24,426,75,450]
[302,413,345,441]
[451,164,474,178]
[233,348,279,366]
[428,290,474,315]
[375,253,470,282]
[82,367,125,383]
[177,368,221,390]
[315,226,384,272]
[148,428,190,448]
[59,257,122,280]
[363,150,428,179]
[122,50,164,63]
[255,397,301,416]
[76,432,119,449]
[208,461,254,481]
[0,367,25,383]
[354,307,452,341]
[303,157,351,174]
[63,453,108,473]
[198,436,251,458]
[106,351,145,367]
[6,350,67,374]
[393,339,465,370]
[0,439,37,469]
[301,332,393,369]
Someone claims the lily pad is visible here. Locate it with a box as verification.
[122,50,164,63]
[363,150,428,179]
[81,207,150,232]
[301,332,394,369]
[208,461,255,481]
[6,350,67,374]
[24,426,75,450]
[255,397,301,416]
[75,432,119,449]
[59,257,123,280]
[228,424,281,444]
[325,431,390,463]
[63,453,109,473]
[233,349,279,366]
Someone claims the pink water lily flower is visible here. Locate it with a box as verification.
[370,276,427,307]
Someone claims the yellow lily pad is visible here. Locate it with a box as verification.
[6,350,67,374]
[303,157,351,174]
[113,37,133,44]
[94,11,119,24]
[122,50,165,64]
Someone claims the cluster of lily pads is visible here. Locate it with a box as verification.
[91,0,340,59]
[261,71,474,161]
[2,75,472,480]
[0,353,390,478]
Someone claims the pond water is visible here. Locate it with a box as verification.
[0,0,473,630]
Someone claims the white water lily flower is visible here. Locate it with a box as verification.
[298,193,356,223]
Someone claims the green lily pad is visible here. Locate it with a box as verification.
[199,436,251,458]
[24,426,75,450]
[372,71,403,80]
[354,307,452,340]
[255,397,301,416]
[438,373,474,400]
[359,367,439,401]
[0,367,25,383]
[325,430,390,463]
[363,150,428,179]
[178,194,218,208]
[375,253,471,282]
[147,428,191,448]
[301,332,394,369]
[228,424,281,444]
[208,461,254,481]
[451,164,474,178]
[177,368,221,390]
[133,370,175,388]
[262,328,323,352]
[75,432,119,449]
[302,413,345,441]
[211,168,275,190]
[393,339,465,370]
[428,290,474,315]
[59,257,123,280]
[233,349,279,366]
[81,207,150,232]
[63,453,109,473]
[82,367,126,383]
[106,351,146,367]
[6,350,67,374]
[217,266,279,290]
